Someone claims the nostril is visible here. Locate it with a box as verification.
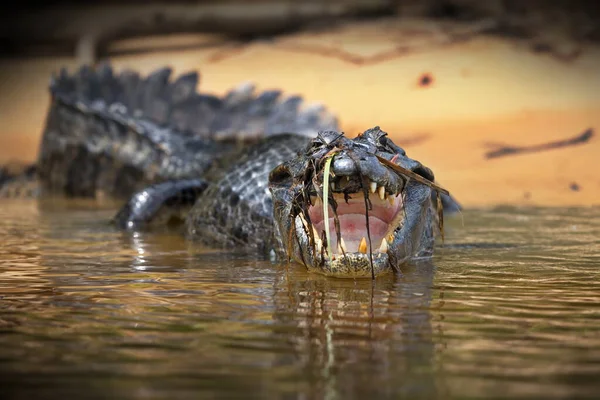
[331,156,356,176]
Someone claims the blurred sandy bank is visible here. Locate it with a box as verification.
[0,18,598,207]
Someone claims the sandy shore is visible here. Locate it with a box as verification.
[0,19,598,207]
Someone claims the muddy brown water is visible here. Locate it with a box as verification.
[0,199,599,399]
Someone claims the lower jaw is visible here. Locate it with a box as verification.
[301,252,392,278]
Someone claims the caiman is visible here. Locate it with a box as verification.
[0,64,460,278]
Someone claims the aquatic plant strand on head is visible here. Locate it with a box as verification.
[322,154,335,260]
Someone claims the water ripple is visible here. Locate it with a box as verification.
[0,201,599,399]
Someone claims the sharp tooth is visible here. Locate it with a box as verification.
[314,237,323,253]
[378,186,386,200]
[359,237,367,254]
[314,196,321,206]
[310,195,317,205]
[369,181,377,194]
[312,225,320,240]
[340,237,347,253]
[379,238,388,253]
[298,213,306,224]
[388,234,394,243]
[388,195,395,206]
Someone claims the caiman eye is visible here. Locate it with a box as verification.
[379,136,406,157]
[268,164,293,187]
[413,163,435,182]
[376,134,391,150]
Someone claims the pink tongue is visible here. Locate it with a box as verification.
[313,214,388,252]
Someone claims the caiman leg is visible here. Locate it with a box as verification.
[112,179,208,230]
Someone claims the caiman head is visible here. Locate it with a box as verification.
[268,126,446,279]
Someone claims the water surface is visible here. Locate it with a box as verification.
[0,199,599,399]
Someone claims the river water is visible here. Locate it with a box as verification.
[0,199,599,399]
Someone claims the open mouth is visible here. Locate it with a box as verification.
[291,170,408,278]
[306,178,403,256]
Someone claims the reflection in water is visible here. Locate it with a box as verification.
[0,199,599,399]
[271,264,439,399]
